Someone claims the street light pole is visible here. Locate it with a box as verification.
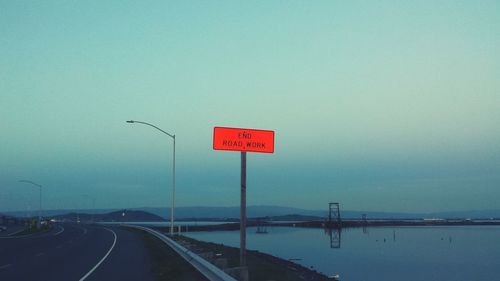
[19,180,42,228]
[82,194,96,223]
[172,134,176,235]
[126,120,176,236]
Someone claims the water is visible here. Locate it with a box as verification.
[185,226,500,281]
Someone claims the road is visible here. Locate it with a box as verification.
[0,225,26,237]
[0,223,154,281]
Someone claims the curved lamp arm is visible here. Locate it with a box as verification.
[126,120,175,139]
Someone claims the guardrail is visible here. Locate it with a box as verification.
[125,225,237,281]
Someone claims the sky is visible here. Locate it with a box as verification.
[1,1,499,214]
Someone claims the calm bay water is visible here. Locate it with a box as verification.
[186,226,500,281]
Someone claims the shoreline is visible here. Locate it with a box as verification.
[149,219,500,233]
[172,234,333,281]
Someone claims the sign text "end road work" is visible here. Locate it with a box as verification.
[213,127,275,153]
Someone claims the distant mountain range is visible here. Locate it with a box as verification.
[3,205,500,220]
[137,206,500,220]
[52,210,163,222]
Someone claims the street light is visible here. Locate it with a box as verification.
[126,120,176,235]
[19,180,42,228]
[82,194,96,223]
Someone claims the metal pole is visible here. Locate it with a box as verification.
[126,120,176,236]
[39,186,42,228]
[19,180,42,228]
[240,152,247,266]
[329,203,332,223]
[91,198,95,223]
[170,135,176,236]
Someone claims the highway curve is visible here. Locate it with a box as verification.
[0,223,154,281]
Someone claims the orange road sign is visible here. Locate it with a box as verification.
[213,127,275,153]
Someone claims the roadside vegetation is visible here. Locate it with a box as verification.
[129,227,330,281]
[174,235,331,281]
[130,228,208,281]
[14,224,51,236]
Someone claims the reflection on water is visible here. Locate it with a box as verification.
[325,227,341,249]
[185,226,500,281]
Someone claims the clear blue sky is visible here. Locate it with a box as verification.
[1,1,499,213]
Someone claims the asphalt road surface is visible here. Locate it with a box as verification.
[0,225,25,237]
[0,223,154,281]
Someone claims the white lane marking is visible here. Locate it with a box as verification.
[0,231,35,239]
[7,229,25,236]
[79,227,117,281]
[54,225,65,236]
[35,252,44,257]
[0,264,12,270]
[1,225,61,239]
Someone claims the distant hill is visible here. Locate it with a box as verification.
[137,206,323,219]
[133,206,500,220]
[4,206,500,221]
[262,214,324,221]
[53,210,164,222]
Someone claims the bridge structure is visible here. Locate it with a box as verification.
[326,203,342,248]
[327,202,342,228]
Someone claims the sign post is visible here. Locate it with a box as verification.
[213,126,275,268]
[240,151,247,266]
